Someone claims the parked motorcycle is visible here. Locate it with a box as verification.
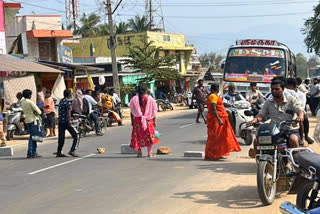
[157,99,174,111]
[225,98,255,145]
[252,120,310,205]
[74,106,106,137]
[3,107,28,140]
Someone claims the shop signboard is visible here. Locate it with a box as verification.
[59,45,73,64]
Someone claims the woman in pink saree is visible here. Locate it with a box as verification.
[129,85,158,158]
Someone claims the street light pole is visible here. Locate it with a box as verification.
[105,0,120,95]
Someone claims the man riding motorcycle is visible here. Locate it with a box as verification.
[83,89,103,136]
[223,83,247,130]
[248,77,304,157]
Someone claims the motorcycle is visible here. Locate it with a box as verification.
[252,120,310,205]
[3,106,28,140]
[102,104,122,127]
[225,97,255,145]
[74,106,106,137]
[157,99,174,111]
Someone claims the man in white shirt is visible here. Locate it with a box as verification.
[286,78,314,144]
[84,90,102,136]
[248,82,265,105]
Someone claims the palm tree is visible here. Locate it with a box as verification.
[128,15,149,33]
[77,13,101,37]
[116,22,129,34]
[97,23,110,36]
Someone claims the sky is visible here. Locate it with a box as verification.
[5,0,320,57]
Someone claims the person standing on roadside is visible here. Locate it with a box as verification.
[129,85,158,158]
[192,79,209,123]
[44,90,56,137]
[308,78,320,116]
[56,89,80,157]
[20,89,42,158]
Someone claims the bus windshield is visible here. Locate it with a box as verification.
[224,47,286,83]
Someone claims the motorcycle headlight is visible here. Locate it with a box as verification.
[258,136,272,145]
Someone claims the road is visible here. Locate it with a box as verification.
[0,109,298,214]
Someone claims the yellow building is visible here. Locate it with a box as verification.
[64,31,194,75]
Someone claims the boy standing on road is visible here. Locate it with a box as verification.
[56,89,80,157]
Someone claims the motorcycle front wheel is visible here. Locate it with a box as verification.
[297,182,320,211]
[257,160,277,205]
[100,119,107,134]
[6,130,14,141]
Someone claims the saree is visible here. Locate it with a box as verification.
[129,95,158,150]
[205,93,241,160]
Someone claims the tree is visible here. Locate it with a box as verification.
[123,38,180,82]
[72,13,101,37]
[296,53,308,78]
[199,52,225,73]
[116,22,129,34]
[308,55,320,77]
[128,15,149,33]
[303,4,320,54]
[97,23,109,36]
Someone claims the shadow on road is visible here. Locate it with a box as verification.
[173,185,263,209]
[197,161,256,175]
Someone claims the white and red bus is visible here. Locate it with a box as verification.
[222,39,296,96]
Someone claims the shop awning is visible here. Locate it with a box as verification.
[0,55,64,73]
[26,30,73,39]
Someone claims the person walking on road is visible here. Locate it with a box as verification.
[20,89,42,158]
[44,90,56,137]
[308,78,320,116]
[192,79,209,123]
[205,83,241,160]
[129,85,158,158]
[56,89,80,157]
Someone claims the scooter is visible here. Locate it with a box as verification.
[157,99,174,111]
[280,202,320,214]
[225,98,255,145]
[3,107,28,141]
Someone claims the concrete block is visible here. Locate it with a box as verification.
[0,147,13,156]
[121,144,138,154]
[184,151,204,158]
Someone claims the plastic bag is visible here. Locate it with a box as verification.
[314,111,320,143]
[155,130,161,144]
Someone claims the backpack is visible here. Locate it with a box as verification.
[82,98,89,115]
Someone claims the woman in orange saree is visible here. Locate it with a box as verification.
[205,83,241,160]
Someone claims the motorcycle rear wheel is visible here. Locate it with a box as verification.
[257,161,276,205]
[297,182,320,210]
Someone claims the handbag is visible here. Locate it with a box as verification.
[155,130,161,144]
[31,120,44,143]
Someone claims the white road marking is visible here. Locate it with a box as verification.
[179,123,194,129]
[28,153,96,175]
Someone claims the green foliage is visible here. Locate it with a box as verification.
[303,4,320,54]
[123,37,180,82]
[116,22,129,34]
[120,83,136,97]
[71,13,101,37]
[128,15,149,33]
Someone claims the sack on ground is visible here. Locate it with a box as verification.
[157,146,171,154]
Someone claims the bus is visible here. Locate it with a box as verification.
[222,39,296,97]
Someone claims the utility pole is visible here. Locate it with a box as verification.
[71,0,76,31]
[149,0,152,30]
[105,0,120,95]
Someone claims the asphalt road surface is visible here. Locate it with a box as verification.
[0,109,297,214]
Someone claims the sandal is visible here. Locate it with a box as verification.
[148,154,155,158]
